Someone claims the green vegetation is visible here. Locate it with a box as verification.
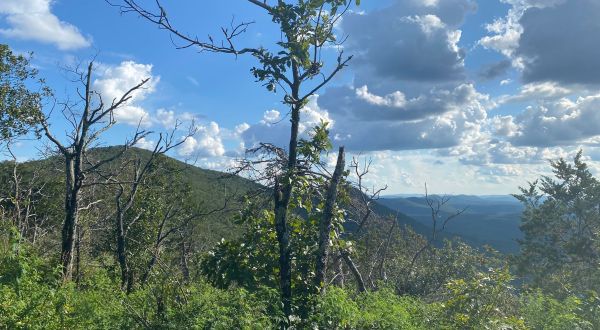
[2,143,600,329]
[1,0,599,326]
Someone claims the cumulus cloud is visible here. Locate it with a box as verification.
[245,84,490,152]
[178,122,225,158]
[93,61,159,127]
[320,83,489,123]
[481,0,600,85]
[0,0,91,50]
[478,0,563,59]
[301,0,491,153]
[341,0,475,83]
[508,94,600,147]
[516,0,600,85]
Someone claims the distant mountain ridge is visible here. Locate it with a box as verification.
[379,194,524,253]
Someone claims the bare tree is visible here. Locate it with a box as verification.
[0,143,48,249]
[350,156,388,235]
[41,61,149,281]
[315,146,345,291]
[100,127,194,291]
[407,184,468,274]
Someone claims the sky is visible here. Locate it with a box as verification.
[2,0,600,195]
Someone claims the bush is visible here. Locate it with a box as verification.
[311,287,430,329]
[521,291,594,330]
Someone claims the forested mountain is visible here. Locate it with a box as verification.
[1,146,448,250]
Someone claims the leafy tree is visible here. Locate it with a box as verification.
[202,123,350,324]
[0,44,49,141]
[521,290,596,330]
[513,151,600,295]
[114,0,359,320]
[438,266,524,329]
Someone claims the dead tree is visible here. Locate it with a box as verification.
[350,156,388,235]
[103,128,194,292]
[325,156,387,290]
[139,191,232,286]
[41,61,149,281]
[315,147,345,291]
[0,143,47,249]
[407,183,468,274]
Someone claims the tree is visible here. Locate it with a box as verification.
[0,44,49,141]
[514,150,600,295]
[114,0,360,320]
[104,129,194,292]
[41,62,149,281]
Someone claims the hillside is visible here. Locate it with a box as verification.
[0,147,262,250]
[3,147,521,255]
[2,147,431,247]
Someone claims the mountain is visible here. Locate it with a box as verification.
[379,195,524,253]
[3,147,526,253]
[2,147,430,249]
[0,147,261,248]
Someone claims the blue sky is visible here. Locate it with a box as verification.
[2,0,600,195]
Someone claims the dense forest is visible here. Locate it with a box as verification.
[2,1,600,329]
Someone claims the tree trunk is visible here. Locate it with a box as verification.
[341,251,366,292]
[116,212,130,292]
[180,239,190,282]
[61,156,79,282]
[273,77,301,321]
[75,226,83,286]
[273,180,293,319]
[315,147,345,291]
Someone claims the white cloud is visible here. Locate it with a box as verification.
[0,0,91,50]
[135,137,155,150]
[478,0,563,58]
[402,14,445,36]
[178,121,225,158]
[355,85,407,108]
[261,110,281,124]
[93,61,159,127]
[480,0,600,85]
[341,0,475,83]
[155,108,176,128]
[508,94,600,146]
[242,96,332,149]
[234,123,250,136]
[497,82,572,104]
[317,83,492,151]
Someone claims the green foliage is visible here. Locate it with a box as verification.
[514,150,600,295]
[310,287,431,329]
[200,202,322,315]
[298,121,333,164]
[124,277,276,329]
[520,291,595,330]
[249,0,355,93]
[437,266,524,329]
[0,230,275,329]
[0,44,49,140]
